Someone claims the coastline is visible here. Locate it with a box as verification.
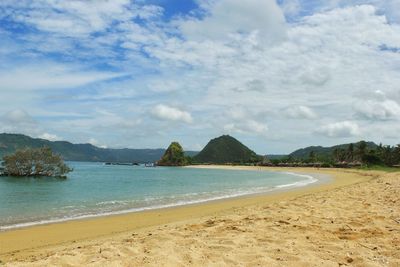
[0,166,322,232]
[0,166,391,265]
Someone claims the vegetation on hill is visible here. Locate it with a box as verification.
[289,141,378,161]
[193,135,261,164]
[158,142,189,166]
[2,133,398,169]
[0,133,197,163]
[1,147,72,177]
[271,141,400,168]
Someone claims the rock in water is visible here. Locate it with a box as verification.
[158,142,188,166]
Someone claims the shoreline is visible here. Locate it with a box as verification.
[0,166,380,262]
[0,166,324,232]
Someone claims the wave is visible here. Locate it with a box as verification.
[275,172,318,188]
[0,171,318,231]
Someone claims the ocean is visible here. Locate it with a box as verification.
[0,162,317,230]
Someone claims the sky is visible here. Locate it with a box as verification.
[0,0,399,154]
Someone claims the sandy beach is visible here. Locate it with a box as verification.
[0,166,399,266]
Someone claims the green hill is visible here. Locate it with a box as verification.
[193,135,261,164]
[289,141,378,160]
[158,142,188,166]
[0,133,197,163]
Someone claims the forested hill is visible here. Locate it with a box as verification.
[289,141,378,160]
[193,135,261,164]
[0,133,197,163]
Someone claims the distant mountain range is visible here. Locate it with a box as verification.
[0,133,198,163]
[0,133,381,164]
[289,141,378,160]
[193,135,261,164]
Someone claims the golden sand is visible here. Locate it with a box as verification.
[0,166,399,266]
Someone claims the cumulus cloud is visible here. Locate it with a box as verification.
[0,110,60,140]
[224,120,268,136]
[299,67,331,86]
[1,2,400,152]
[0,109,40,136]
[2,109,35,124]
[381,0,400,23]
[38,133,60,141]
[220,107,269,137]
[150,104,193,123]
[354,100,400,120]
[178,0,287,46]
[88,138,108,148]
[280,0,301,17]
[316,121,361,138]
[353,90,400,121]
[285,105,317,119]
[313,0,400,24]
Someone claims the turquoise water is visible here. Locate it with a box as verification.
[0,162,316,230]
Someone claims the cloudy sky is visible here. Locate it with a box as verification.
[0,0,399,154]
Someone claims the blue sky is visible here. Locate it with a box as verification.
[0,0,400,154]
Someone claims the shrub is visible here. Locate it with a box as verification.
[2,147,72,177]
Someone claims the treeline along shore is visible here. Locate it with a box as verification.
[1,133,399,170]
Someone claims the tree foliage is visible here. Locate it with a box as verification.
[271,141,400,168]
[193,135,261,164]
[158,142,188,166]
[308,151,317,162]
[2,147,72,177]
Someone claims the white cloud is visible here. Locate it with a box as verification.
[280,0,301,17]
[315,0,400,24]
[299,66,331,86]
[316,121,361,138]
[0,0,162,37]
[382,0,400,23]
[220,107,269,137]
[1,2,400,152]
[232,80,266,92]
[285,105,317,119]
[150,104,193,123]
[0,110,61,141]
[2,109,35,124]
[178,0,287,46]
[0,109,40,136]
[224,120,269,136]
[354,100,400,120]
[88,138,108,148]
[39,133,60,141]
[0,63,123,91]
[353,90,400,121]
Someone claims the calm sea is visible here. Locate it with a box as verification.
[0,162,317,230]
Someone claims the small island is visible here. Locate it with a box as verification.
[1,147,72,178]
[157,142,189,166]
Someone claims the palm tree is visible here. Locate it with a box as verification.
[394,145,400,165]
[309,151,317,163]
[356,141,367,161]
[382,145,393,166]
[347,143,354,162]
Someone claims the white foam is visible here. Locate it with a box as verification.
[0,171,318,231]
[275,172,318,188]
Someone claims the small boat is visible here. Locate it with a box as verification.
[144,163,156,167]
[104,162,135,166]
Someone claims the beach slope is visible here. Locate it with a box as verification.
[1,167,399,266]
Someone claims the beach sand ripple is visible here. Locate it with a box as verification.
[2,169,400,266]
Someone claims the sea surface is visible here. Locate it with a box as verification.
[0,162,317,230]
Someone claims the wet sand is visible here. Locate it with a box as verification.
[1,166,399,266]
